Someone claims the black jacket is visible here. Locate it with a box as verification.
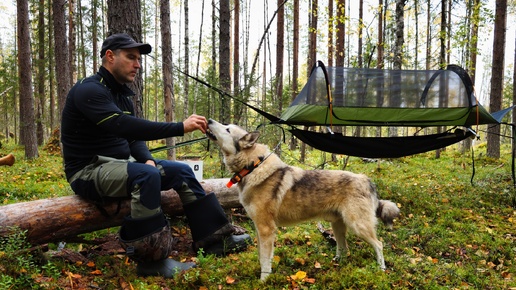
[61,66,184,180]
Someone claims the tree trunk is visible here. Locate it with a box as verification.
[52,0,71,119]
[160,0,176,161]
[0,179,241,245]
[219,0,231,123]
[462,0,482,153]
[37,0,46,146]
[106,0,145,117]
[290,0,299,151]
[425,0,432,70]
[327,0,333,67]
[183,0,190,125]
[275,0,285,118]
[487,0,507,159]
[233,0,241,124]
[69,0,77,86]
[17,0,39,159]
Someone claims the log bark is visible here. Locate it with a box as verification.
[0,178,241,245]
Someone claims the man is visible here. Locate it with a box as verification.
[61,33,250,278]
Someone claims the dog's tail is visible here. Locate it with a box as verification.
[376,200,400,230]
[369,180,400,230]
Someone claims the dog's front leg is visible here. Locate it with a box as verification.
[256,223,277,281]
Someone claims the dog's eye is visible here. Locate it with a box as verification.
[226,128,230,133]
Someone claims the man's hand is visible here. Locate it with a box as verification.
[183,114,208,134]
[145,160,156,167]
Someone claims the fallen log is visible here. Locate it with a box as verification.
[0,178,241,245]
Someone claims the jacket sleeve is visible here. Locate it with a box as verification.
[129,140,154,163]
[73,82,185,140]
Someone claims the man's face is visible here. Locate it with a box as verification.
[108,48,142,84]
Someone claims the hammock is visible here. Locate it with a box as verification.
[274,61,512,158]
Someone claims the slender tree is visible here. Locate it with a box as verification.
[377,0,384,70]
[439,0,447,69]
[468,0,481,84]
[292,0,299,101]
[160,0,175,160]
[17,0,39,158]
[210,0,217,119]
[275,0,285,116]
[77,0,87,78]
[358,0,363,68]
[219,0,231,123]
[487,0,507,158]
[36,0,46,145]
[336,0,345,69]
[92,0,100,74]
[461,0,479,153]
[183,0,190,122]
[290,0,300,151]
[393,0,405,70]
[53,0,71,116]
[328,0,333,67]
[414,0,419,69]
[307,0,318,73]
[69,0,77,85]
[375,0,385,138]
[48,0,56,130]
[426,0,432,70]
[233,0,241,124]
[390,0,405,138]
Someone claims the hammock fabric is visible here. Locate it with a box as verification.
[289,128,474,158]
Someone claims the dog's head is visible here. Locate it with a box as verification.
[206,119,260,156]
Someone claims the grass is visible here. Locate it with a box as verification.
[0,138,516,289]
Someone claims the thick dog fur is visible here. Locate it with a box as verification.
[206,119,400,280]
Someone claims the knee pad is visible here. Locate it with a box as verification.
[118,212,175,263]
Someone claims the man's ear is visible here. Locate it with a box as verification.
[239,131,260,149]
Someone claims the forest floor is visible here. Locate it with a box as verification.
[1,138,516,289]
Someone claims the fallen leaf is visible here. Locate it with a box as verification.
[292,271,306,281]
[226,276,236,284]
[90,269,102,275]
[87,261,95,268]
[314,261,321,269]
[303,277,316,284]
[295,257,305,265]
[273,256,281,263]
[66,271,82,279]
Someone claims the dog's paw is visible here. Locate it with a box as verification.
[260,271,271,281]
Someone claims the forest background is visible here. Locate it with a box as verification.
[1,1,516,289]
[1,0,516,160]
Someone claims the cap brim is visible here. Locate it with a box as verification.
[120,43,152,55]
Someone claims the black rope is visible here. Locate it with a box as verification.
[470,144,476,186]
[149,137,208,154]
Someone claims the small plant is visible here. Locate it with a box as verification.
[0,227,40,289]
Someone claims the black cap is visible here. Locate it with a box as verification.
[100,33,152,57]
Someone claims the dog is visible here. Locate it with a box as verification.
[206,119,400,280]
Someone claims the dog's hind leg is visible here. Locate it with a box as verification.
[351,220,386,270]
[331,219,348,261]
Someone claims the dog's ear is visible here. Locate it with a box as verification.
[240,131,260,149]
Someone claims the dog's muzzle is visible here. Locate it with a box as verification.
[206,129,217,141]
